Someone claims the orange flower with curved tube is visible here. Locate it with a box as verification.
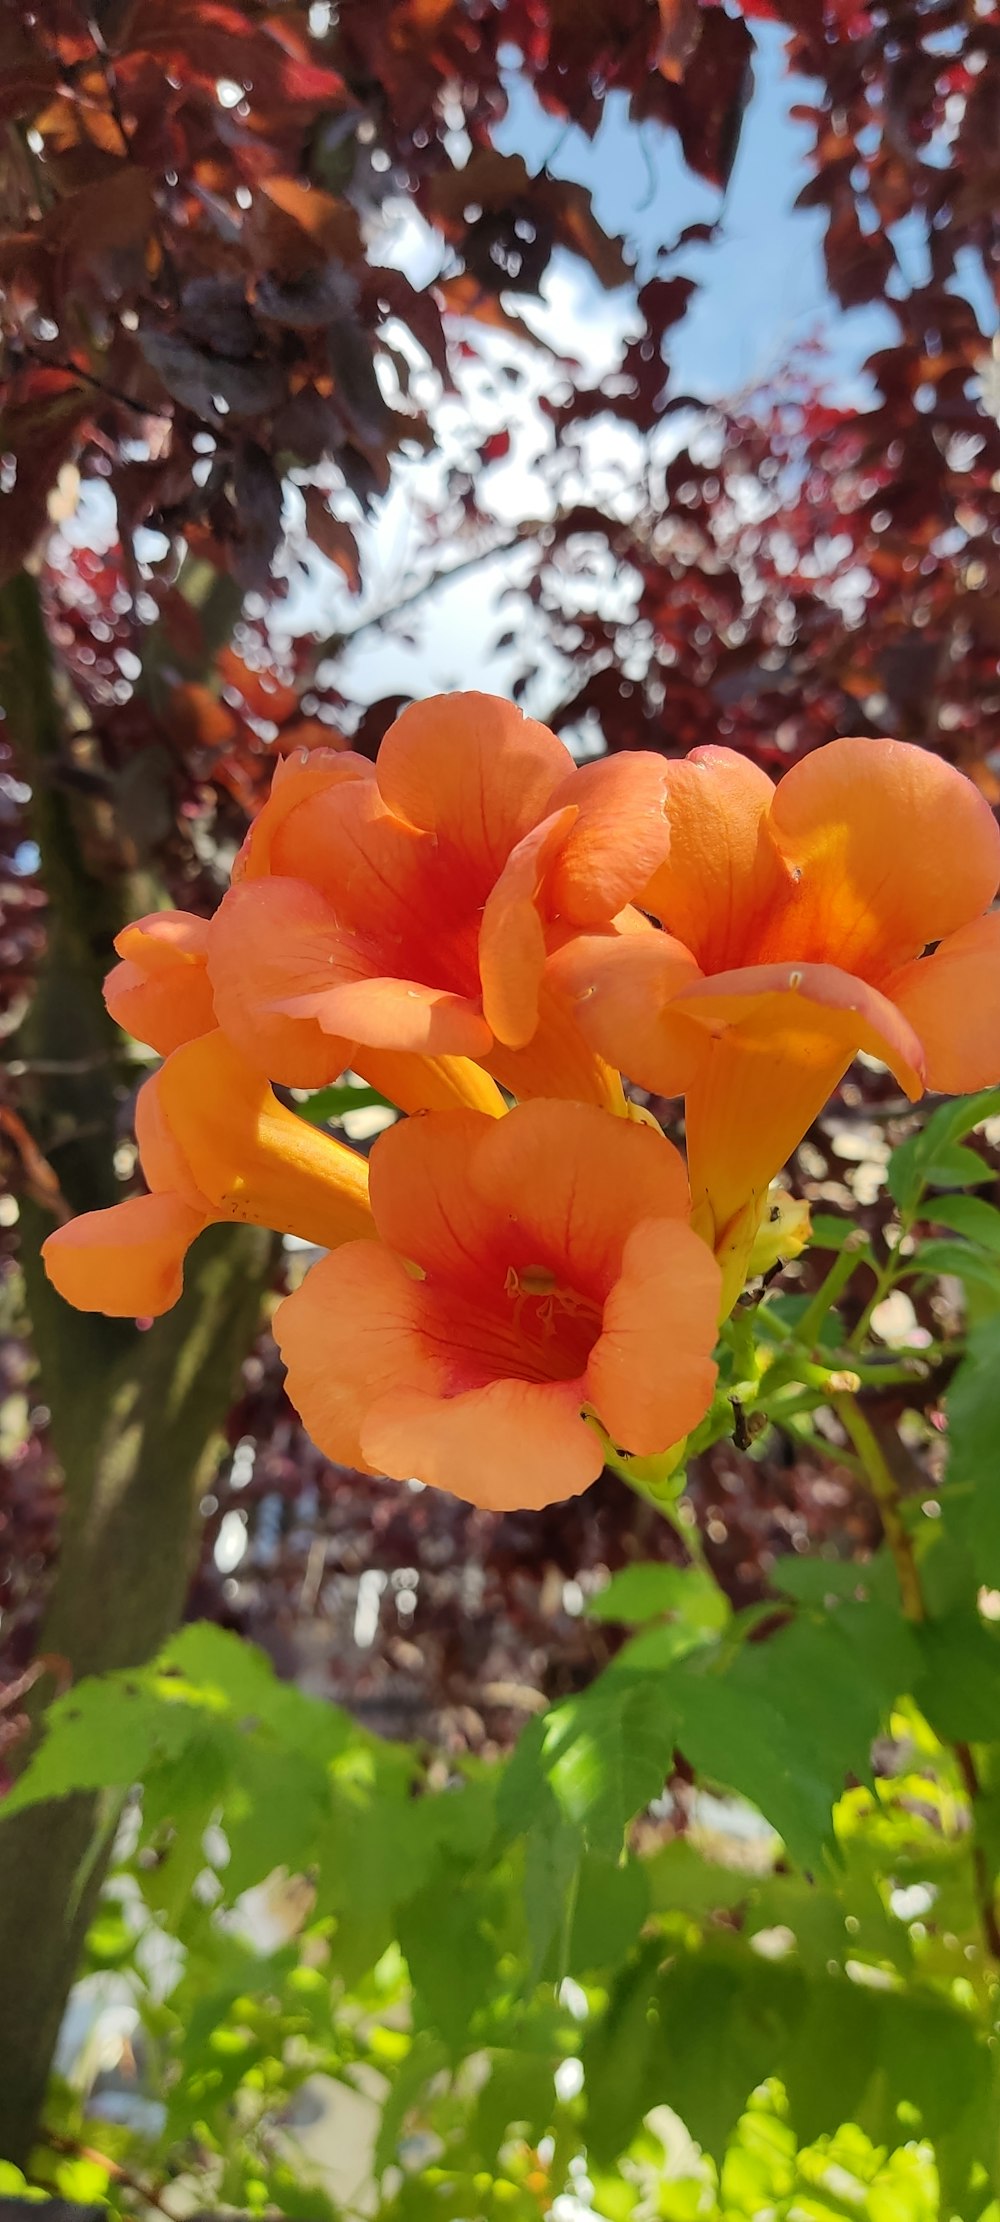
[103,907,507,1119]
[206,693,670,1110]
[42,1031,374,1318]
[275,1099,721,1511]
[553,737,1000,1277]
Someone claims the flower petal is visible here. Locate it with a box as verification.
[545,751,670,926]
[104,912,216,1055]
[209,877,491,1070]
[275,1241,432,1473]
[484,974,629,1110]
[355,1048,507,1118]
[884,912,1000,1092]
[42,1191,208,1317]
[362,1377,602,1511]
[234,747,371,881]
[208,878,354,1087]
[764,736,1000,971]
[642,747,781,971]
[586,1216,720,1455]
[367,1110,502,1287]
[479,806,577,1048]
[375,692,573,880]
[670,961,926,1096]
[548,931,706,1095]
[151,1032,374,1248]
[469,1098,693,1299]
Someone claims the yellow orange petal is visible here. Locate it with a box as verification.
[468,1097,693,1297]
[479,806,577,1048]
[485,973,629,1110]
[545,751,670,926]
[375,692,573,878]
[234,747,371,881]
[152,1032,374,1248]
[42,1191,208,1317]
[586,1216,720,1454]
[104,912,216,1055]
[764,736,1000,972]
[671,961,926,1097]
[209,877,491,1068]
[362,1377,602,1510]
[885,912,1000,1092]
[367,1110,501,1286]
[642,747,780,970]
[354,1048,507,1118]
[275,1241,431,1473]
[548,931,705,1094]
[208,878,364,1087]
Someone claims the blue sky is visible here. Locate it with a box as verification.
[494,21,898,405]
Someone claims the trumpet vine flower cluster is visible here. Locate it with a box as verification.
[44,695,1000,1510]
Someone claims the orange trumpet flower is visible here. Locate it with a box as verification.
[42,1031,374,1318]
[276,1100,721,1511]
[206,693,670,1110]
[103,908,507,1119]
[553,737,1000,1275]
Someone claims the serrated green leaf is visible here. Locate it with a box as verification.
[904,1238,1000,1291]
[538,1675,680,1855]
[888,1092,1000,1213]
[925,1194,1000,1253]
[1,1674,197,1814]
[587,1562,729,1631]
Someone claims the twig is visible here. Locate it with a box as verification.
[955,1742,1000,1961]
[18,342,172,422]
[319,526,544,657]
[40,2130,181,2219]
[830,1392,924,1623]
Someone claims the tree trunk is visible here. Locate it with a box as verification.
[0,573,274,2162]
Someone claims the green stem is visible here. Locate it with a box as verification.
[830,1392,925,1623]
[849,1215,914,1350]
[794,1233,869,1353]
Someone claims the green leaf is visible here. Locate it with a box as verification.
[568,1851,649,1976]
[536,1675,680,1856]
[1,1674,197,1813]
[946,1317,1000,1583]
[810,1212,869,1253]
[398,1865,501,2050]
[913,1609,1000,1742]
[645,1837,759,1919]
[586,1562,729,1632]
[297,1081,394,1125]
[925,1194,1000,1253]
[887,1092,1000,1213]
[903,1239,1000,1292]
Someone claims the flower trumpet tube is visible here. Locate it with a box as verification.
[552,737,1000,1281]
[103,905,507,1120]
[206,695,670,1110]
[42,1031,375,1318]
[275,1099,722,1511]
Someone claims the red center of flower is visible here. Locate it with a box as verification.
[500,1261,603,1383]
